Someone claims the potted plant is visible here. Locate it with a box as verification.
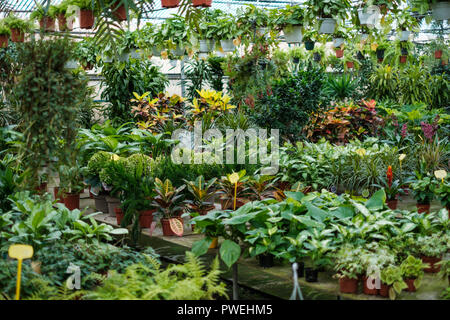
[436,259,450,285]
[289,46,305,64]
[217,170,250,210]
[379,265,407,299]
[0,23,11,48]
[342,48,359,70]
[302,29,317,51]
[210,14,240,52]
[410,169,436,214]
[152,178,186,236]
[3,15,33,43]
[236,5,270,39]
[304,0,351,34]
[333,245,364,294]
[86,151,114,214]
[375,41,389,62]
[413,0,450,21]
[361,245,396,295]
[332,26,347,49]
[275,5,304,44]
[73,37,98,70]
[160,15,191,58]
[58,163,86,211]
[373,166,404,210]
[161,0,180,8]
[246,223,286,269]
[434,170,449,212]
[400,255,428,292]
[415,233,447,273]
[30,5,58,32]
[53,0,75,31]
[183,175,217,230]
[107,0,128,21]
[72,0,95,29]
[396,11,419,42]
[304,237,333,283]
[246,175,276,201]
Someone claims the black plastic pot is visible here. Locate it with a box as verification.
[258,254,274,268]
[357,51,365,60]
[305,267,319,282]
[297,261,305,278]
[304,41,315,51]
[313,52,321,62]
[376,48,385,60]
[293,57,300,64]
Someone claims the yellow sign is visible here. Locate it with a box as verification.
[8,244,34,300]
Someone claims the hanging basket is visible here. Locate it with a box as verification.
[335,48,344,58]
[79,9,95,29]
[358,7,379,26]
[304,41,315,51]
[1,35,10,48]
[220,39,235,52]
[431,2,450,21]
[435,50,443,59]
[319,18,336,34]
[39,17,55,32]
[161,0,180,8]
[283,25,303,44]
[192,0,212,7]
[111,3,127,21]
[10,29,24,42]
[333,37,345,48]
[398,30,411,41]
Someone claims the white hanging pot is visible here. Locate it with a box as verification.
[198,52,208,59]
[172,45,185,56]
[199,39,209,53]
[283,25,303,44]
[220,39,235,52]
[333,37,345,48]
[152,46,161,56]
[431,2,450,21]
[215,50,226,57]
[64,60,78,69]
[319,18,336,34]
[398,30,411,41]
[206,39,215,51]
[358,7,379,26]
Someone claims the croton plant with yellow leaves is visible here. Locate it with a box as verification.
[189,89,236,123]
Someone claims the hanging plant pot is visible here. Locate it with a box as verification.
[258,253,275,268]
[399,55,407,64]
[292,57,300,64]
[398,30,411,41]
[0,35,9,48]
[220,39,235,52]
[283,25,303,44]
[435,50,443,59]
[106,196,121,217]
[192,0,212,7]
[199,39,210,53]
[333,37,345,48]
[111,3,127,21]
[129,49,140,59]
[313,52,321,62]
[400,47,408,56]
[57,14,72,31]
[161,0,180,8]
[376,48,385,60]
[161,217,184,236]
[358,7,379,26]
[172,45,185,56]
[421,255,442,273]
[357,51,365,60]
[431,2,450,21]
[82,62,94,70]
[39,17,55,32]
[339,277,358,294]
[305,267,319,282]
[346,61,354,69]
[335,48,344,58]
[387,199,398,210]
[152,46,161,56]
[319,18,336,34]
[114,207,124,225]
[10,29,24,42]
[63,193,80,210]
[304,41,315,51]
[360,33,369,41]
[94,194,109,213]
[139,209,155,228]
[79,9,95,29]
[416,203,430,213]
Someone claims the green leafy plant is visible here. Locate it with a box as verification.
[380,265,407,300]
[151,178,186,219]
[183,175,217,215]
[3,15,33,33]
[400,255,428,289]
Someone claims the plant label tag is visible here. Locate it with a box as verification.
[169,218,184,237]
[149,221,157,237]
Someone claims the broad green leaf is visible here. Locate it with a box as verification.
[220,239,241,268]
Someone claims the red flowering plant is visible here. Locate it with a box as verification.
[373,166,405,201]
[304,99,383,144]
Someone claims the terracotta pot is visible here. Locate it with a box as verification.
[435,50,443,59]
[83,62,93,70]
[192,0,212,7]
[88,186,94,199]
[53,187,64,203]
[57,14,71,31]
[114,207,124,225]
[0,35,8,48]
[94,194,109,213]
[404,278,416,292]
[339,276,358,294]
[139,209,155,228]
[35,182,47,194]
[335,49,344,58]
[10,28,24,42]
[79,10,95,29]
[399,55,407,64]
[39,17,55,31]
[161,217,183,236]
[209,237,218,249]
[387,199,398,210]
[346,61,354,69]
[106,196,121,217]
[421,255,441,273]
[379,283,390,297]
[362,276,378,295]
[416,203,430,214]
[63,193,80,210]
[161,0,180,8]
[111,3,127,21]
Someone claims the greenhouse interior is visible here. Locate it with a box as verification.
[0,0,449,307]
